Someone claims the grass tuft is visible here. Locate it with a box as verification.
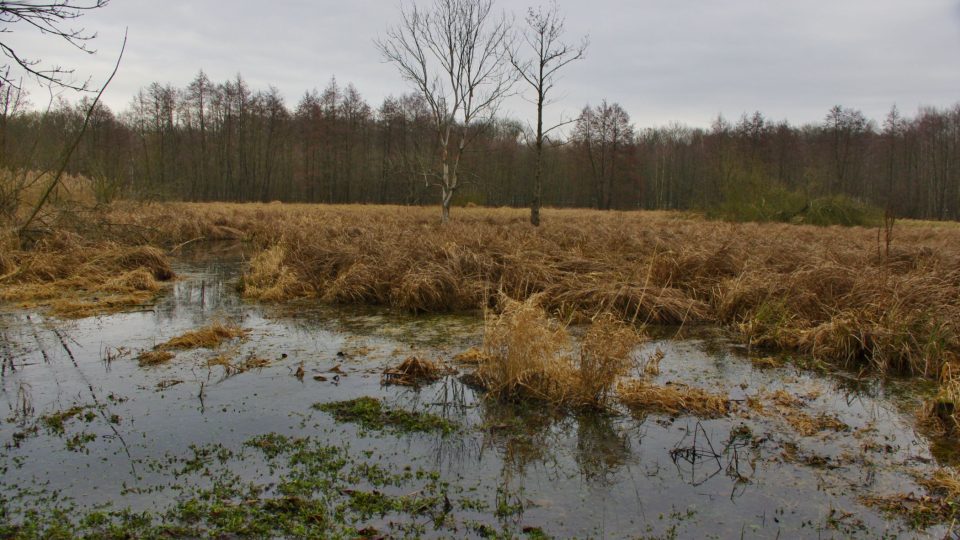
[137,350,175,366]
[617,380,729,418]
[475,296,643,409]
[157,323,248,351]
[382,356,449,386]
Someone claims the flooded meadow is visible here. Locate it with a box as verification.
[0,244,954,538]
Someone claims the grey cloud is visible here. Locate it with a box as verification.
[7,0,959,129]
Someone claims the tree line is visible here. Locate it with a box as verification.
[1,72,959,220]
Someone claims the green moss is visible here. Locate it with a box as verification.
[313,397,458,434]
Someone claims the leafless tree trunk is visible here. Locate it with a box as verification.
[511,2,586,226]
[377,0,515,223]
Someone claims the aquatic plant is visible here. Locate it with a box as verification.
[314,397,457,434]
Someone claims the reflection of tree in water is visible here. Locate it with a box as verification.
[574,412,632,484]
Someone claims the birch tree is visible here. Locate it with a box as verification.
[376,0,515,223]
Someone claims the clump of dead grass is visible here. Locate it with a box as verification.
[860,466,960,529]
[475,295,643,409]
[138,350,174,366]
[783,410,849,437]
[757,388,849,436]
[382,356,450,386]
[240,245,308,301]
[919,468,960,500]
[617,379,729,418]
[157,323,248,351]
[208,352,271,376]
[921,364,960,435]
[642,348,665,376]
[0,235,175,317]
[453,347,486,365]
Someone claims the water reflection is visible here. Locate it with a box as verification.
[0,246,954,538]
[574,412,632,485]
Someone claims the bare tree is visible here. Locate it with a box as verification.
[376,0,515,223]
[1,0,109,91]
[510,1,586,226]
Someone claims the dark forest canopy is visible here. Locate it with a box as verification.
[2,71,959,221]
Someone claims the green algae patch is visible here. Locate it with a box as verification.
[313,397,457,434]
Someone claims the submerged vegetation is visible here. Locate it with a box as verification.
[314,397,458,434]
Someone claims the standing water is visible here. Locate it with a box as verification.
[0,244,951,538]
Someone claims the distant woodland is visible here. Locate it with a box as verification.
[2,72,959,220]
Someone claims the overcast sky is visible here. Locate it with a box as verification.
[6,0,960,129]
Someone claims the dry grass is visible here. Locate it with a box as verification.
[208,352,271,376]
[755,388,849,436]
[382,356,449,386]
[138,350,175,366]
[0,232,175,317]
[921,362,960,435]
[782,410,849,437]
[453,347,486,365]
[157,323,248,351]
[113,203,954,386]
[617,379,729,418]
[474,295,643,408]
[862,467,960,529]
[642,348,665,376]
[4,201,960,425]
[919,468,960,500]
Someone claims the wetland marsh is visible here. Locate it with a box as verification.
[0,243,955,538]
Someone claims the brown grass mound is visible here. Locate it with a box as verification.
[617,380,729,418]
[138,350,175,366]
[382,356,449,386]
[158,323,248,350]
[0,234,175,317]
[475,295,643,408]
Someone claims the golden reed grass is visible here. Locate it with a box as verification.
[3,200,960,424]
[472,295,643,409]
[129,203,955,379]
